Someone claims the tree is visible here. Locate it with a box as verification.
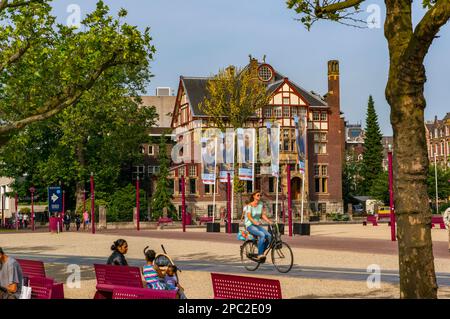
[342,149,364,207]
[0,27,157,214]
[150,134,176,220]
[287,0,450,298]
[361,96,383,193]
[199,65,270,216]
[369,171,390,205]
[0,1,155,146]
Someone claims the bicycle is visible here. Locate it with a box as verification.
[240,223,294,273]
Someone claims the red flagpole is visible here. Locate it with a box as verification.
[136,176,140,231]
[227,173,231,234]
[181,175,186,232]
[15,193,18,231]
[90,172,95,234]
[388,147,396,241]
[287,165,292,237]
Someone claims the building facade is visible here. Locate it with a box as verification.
[169,57,344,219]
[425,113,450,169]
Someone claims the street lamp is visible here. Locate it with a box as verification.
[29,186,36,231]
[388,145,396,241]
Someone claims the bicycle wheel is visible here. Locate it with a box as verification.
[240,241,261,271]
[271,241,293,273]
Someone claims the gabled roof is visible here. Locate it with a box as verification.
[179,62,328,117]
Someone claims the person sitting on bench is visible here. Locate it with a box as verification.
[107,239,129,266]
[0,247,23,299]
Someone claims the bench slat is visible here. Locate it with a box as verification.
[112,287,177,299]
[211,273,282,299]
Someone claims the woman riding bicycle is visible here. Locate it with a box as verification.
[243,191,273,260]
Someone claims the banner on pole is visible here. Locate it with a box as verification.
[219,132,235,183]
[294,115,307,174]
[237,128,255,181]
[266,122,280,177]
[201,137,217,185]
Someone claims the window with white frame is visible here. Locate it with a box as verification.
[282,97,289,105]
[178,166,186,177]
[189,165,197,177]
[320,112,327,121]
[314,143,327,154]
[264,107,272,118]
[148,145,154,155]
[148,166,159,175]
[274,107,282,118]
[313,111,320,121]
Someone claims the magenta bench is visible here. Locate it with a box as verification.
[363,215,378,226]
[93,264,144,299]
[211,273,282,299]
[29,276,54,299]
[431,216,446,229]
[199,216,213,225]
[16,259,64,299]
[157,217,173,226]
[112,286,177,299]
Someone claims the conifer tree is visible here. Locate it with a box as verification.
[150,134,176,219]
[362,95,383,194]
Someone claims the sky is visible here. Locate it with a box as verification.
[51,0,450,135]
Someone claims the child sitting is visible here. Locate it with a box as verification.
[164,264,187,299]
[143,248,166,289]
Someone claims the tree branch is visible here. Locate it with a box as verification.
[0,40,31,73]
[0,0,44,12]
[405,0,450,64]
[315,0,365,17]
[0,54,119,137]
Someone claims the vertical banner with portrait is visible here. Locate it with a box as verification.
[266,122,280,177]
[294,115,307,173]
[201,137,217,185]
[237,128,256,181]
[219,131,235,183]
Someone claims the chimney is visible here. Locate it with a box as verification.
[249,55,259,79]
[327,60,340,111]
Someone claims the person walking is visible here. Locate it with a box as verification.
[83,211,89,231]
[243,191,273,260]
[75,214,81,231]
[64,214,71,231]
[23,214,28,229]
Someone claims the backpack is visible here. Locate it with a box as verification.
[236,229,254,241]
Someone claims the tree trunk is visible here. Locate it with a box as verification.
[386,61,438,298]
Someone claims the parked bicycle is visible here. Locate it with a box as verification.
[240,223,293,273]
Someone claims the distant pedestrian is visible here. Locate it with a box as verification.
[18,213,23,229]
[83,211,89,231]
[64,214,71,231]
[107,239,128,266]
[23,214,29,229]
[75,214,81,231]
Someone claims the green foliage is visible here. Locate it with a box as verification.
[361,96,383,194]
[107,184,147,222]
[198,67,270,131]
[150,135,176,220]
[427,166,450,201]
[0,1,156,144]
[0,1,157,214]
[369,171,390,205]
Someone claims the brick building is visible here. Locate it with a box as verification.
[169,57,344,219]
[425,113,450,168]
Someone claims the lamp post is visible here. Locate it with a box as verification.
[29,186,36,231]
[227,173,231,234]
[388,145,396,241]
[181,174,186,233]
[1,186,4,228]
[15,193,18,231]
[287,165,292,237]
